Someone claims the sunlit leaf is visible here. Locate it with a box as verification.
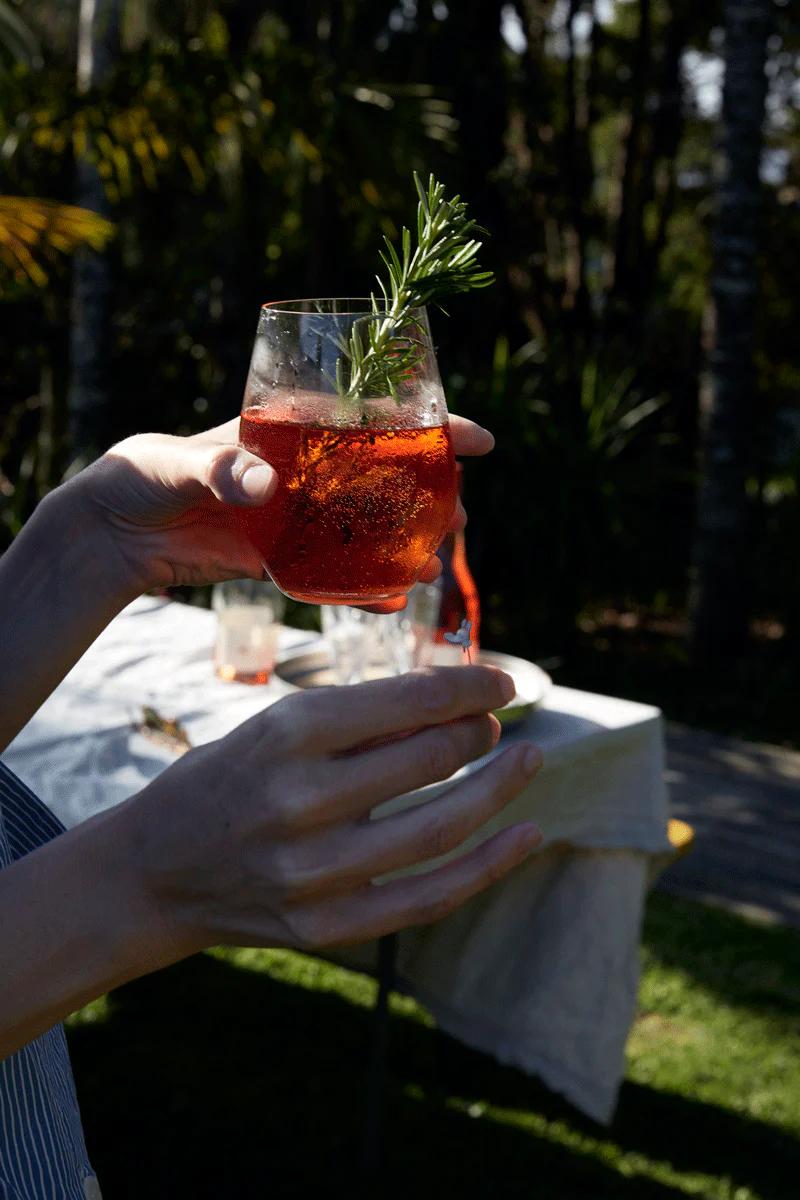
[290,128,321,163]
[0,197,114,293]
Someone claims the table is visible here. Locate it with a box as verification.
[4,596,670,1125]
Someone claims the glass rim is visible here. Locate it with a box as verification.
[260,297,426,317]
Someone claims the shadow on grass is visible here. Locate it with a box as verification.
[642,893,800,1016]
[67,951,798,1200]
[434,1032,800,1198]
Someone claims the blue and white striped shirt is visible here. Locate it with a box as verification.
[0,762,100,1200]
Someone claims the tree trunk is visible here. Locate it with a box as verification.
[610,0,652,313]
[563,0,591,331]
[635,0,692,309]
[689,0,771,665]
[66,0,121,471]
[439,0,509,344]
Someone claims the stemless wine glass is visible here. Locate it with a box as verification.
[235,299,458,606]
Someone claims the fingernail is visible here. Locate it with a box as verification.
[498,673,516,704]
[522,744,543,775]
[520,821,542,850]
[239,462,274,499]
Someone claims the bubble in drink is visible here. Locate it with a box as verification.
[237,401,457,604]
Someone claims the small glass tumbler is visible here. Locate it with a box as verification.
[375,580,442,675]
[320,605,381,686]
[212,578,286,685]
[321,580,442,685]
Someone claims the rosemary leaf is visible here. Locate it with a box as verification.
[338,172,494,401]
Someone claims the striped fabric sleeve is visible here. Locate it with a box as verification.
[0,764,65,863]
[0,760,101,1199]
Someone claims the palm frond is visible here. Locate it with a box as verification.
[0,197,114,293]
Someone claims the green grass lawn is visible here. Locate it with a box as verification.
[67,893,800,1199]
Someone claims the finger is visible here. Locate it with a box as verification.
[300,821,542,947]
[136,437,278,508]
[446,500,467,533]
[190,418,241,445]
[159,521,265,583]
[294,714,501,831]
[361,742,543,876]
[416,555,443,584]
[357,555,442,606]
[271,666,515,754]
[349,595,408,615]
[448,414,494,457]
[292,740,541,897]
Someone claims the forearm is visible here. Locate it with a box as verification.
[0,482,140,752]
[0,799,192,1059]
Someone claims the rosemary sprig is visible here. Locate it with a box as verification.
[337,173,494,401]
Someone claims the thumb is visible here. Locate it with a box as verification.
[164,440,278,507]
[210,446,278,506]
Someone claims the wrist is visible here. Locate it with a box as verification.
[122,779,215,961]
[104,797,209,969]
[0,801,193,1057]
[0,481,143,751]
[72,804,187,982]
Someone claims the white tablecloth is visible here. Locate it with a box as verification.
[4,596,670,1123]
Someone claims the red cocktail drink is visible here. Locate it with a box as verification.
[237,300,457,605]
[238,403,456,604]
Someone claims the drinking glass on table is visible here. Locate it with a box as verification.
[212,578,286,685]
[376,579,442,674]
[321,580,442,684]
[235,299,458,606]
[320,605,381,685]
